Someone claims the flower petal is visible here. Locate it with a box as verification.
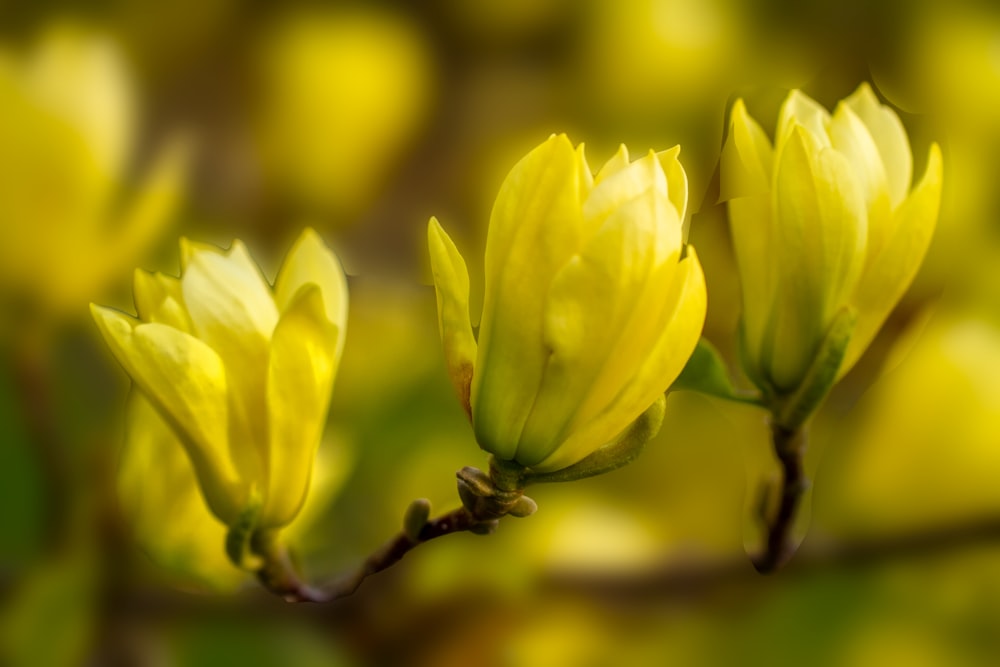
[777,89,832,148]
[584,148,668,227]
[829,102,893,255]
[845,82,912,208]
[720,98,774,201]
[104,139,187,286]
[90,305,245,523]
[274,227,349,340]
[728,191,774,376]
[182,240,278,475]
[261,284,341,528]
[656,145,689,231]
[525,152,686,460]
[516,167,678,466]
[428,217,477,419]
[533,250,706,472]
[593,144,631,186]
[769,124,867,390]
[842,143,942,376]
[133,269,190,331]
[472,134,590,459]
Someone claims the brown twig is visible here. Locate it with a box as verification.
[255,460,534,602]
[754,424,808,574]
[256,506,484,603]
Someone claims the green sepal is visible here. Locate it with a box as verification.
[522,394,666,485]
[772,307,857,430]
[673,337,763,405]
[225,491,262,570]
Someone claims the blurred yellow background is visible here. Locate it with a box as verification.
[2,1,1000,665]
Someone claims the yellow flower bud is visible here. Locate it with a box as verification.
[0,25,185,318]
[429,135,707,473]
[721,84,943,395]
[92,228,348,531]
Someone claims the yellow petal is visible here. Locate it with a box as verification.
[575,142,594,192]
[584,149,668,227]
[533,250,706,472]
[90,305,245,523]
[104,139,187,285]
[427,217,477,419]
[829,102,893,255]
[472,134,589,459]
[845,82,912,208]
[274,227,349,341]
[182,241,278,342]
[656,144,689,225]
[719,98,774,201]
[181,241,278,476]
[133,269,190,331]
[728,192,774,373]
[261,285,341,529]
[842,143,943,376]
[777,89,831,148]
[179,237,226,270]
[593,144,631,186]
[769,124,867,390]
[516,176,678,465]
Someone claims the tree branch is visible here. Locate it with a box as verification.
[256,460,535,602]
[754,424,808,573]
[256,506,484,602]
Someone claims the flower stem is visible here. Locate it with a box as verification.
[255,464,532,602]
[754,424,808,574]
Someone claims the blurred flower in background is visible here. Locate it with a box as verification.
[818,310,1000,535]
[253,8,433,223]
[0,24,185,331]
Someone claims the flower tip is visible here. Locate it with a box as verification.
[90,303,135,339]
[853,81,877,101]
[427,216,445,242]
[298,226,321,242]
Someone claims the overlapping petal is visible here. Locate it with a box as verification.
[91,306,244,523]
[722,84,941,398]
[93,228,348,538]
[473,134,591,459]
[263,285,341,528]
[431,136,706,471]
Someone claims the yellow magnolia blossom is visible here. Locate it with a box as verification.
[429,134,706,473]
[721,84,943,395]
[92,228,348,532]
[0,25,184,318]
